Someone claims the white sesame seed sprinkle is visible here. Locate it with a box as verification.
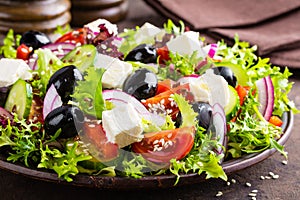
[282,160,288,165]
[167,133,172,138]
[269,172,275,176]
[231,179,236,183]
[251,197,257,200]
[252,190,258,193]
[227,181,231,186]
[153,140,159,145]
[248,193,257,197]
[246,182,251,187]
[265,176,271,179]
[215,191,223,197]
[272,174,279,179]
[260,176,265,180]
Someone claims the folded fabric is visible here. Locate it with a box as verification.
[208,9,300,56]
[144,0,300,68]
[144,0,300,29]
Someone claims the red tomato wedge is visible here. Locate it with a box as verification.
[156,46,170,63]
[55,28,87,45]
[16,44,31,60]
[155,79,175,95]
[79,122,119,162]
[142,84,192,118]
[131,126,195,163]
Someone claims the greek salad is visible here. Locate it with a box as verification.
[0,19,298,183]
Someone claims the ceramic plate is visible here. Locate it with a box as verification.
[0,111,293,189]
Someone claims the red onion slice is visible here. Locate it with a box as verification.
[43,84,63,119]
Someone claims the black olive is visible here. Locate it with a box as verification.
[124,44,157,63]
[46,65,83,104]
[212,67,237,87]
[20,30,51,50]
[44,105,85,138]
[123,68,157,100]
[175,102,212,130]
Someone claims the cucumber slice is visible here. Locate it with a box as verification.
[224,85,239,120]
[214,62,248,86]
[62,44,97,72]
[4,79,33,119]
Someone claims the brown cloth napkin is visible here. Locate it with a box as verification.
[144,0,300,68]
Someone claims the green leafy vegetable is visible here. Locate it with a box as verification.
[0,29,21,58]
[71,67,106,118]
[34,48,65,96]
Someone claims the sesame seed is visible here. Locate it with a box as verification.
[167,133,172,138]
[246,182,251,187]
[265,176,271,179]
[260,176,265,180]
[141,99,146,103]
[252,190,258,193]
[215,191,223,197]
[282,160,288,165]
[248,193,257,197]
[269,172,275,176]
[160,99,165,104]
[227,181,231,186]
[251,197,257,200]
[231,179,236,183]
[272,174,279,179]
[159,138,165,146]
[153,140,159,145]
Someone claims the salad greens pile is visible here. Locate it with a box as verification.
[0,19,298,185]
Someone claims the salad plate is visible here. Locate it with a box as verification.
[0,111,293,189]
[0,18,298,190]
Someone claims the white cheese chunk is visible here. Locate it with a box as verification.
[102,103,143,148]
[96,54,133,89]
[166,31,206,58]
[134,22,163,44]
[0,58,32,87]
[94,53,117,70]
[201,69,230,108]
[189,78,210,103]
[84,18,118,36]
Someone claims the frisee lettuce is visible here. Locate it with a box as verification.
[0,29,20,58]
[71,67,106,118]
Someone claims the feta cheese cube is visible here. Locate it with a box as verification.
[166,31,206,58]
[102,103,143,148]
[84,18,118,36]
[97,54,133,89]
[201,69,230,108]
[134,22,163,44]
[0,58,32,87]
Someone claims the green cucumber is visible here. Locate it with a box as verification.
[214,62,248,86]
[62,44,97,72]
[224,85,239,120]
[5,79,33,119]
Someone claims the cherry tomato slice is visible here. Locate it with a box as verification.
[142,84,191,118]
[156,46,170,63]
[131,126,195,163]
[16,44,31,60]
[79,122,119,162]
[156,79,175,95]
[55,28,87,44]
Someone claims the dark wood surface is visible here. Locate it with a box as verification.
[0,0,300,199]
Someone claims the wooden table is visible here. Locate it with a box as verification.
[0,0,299,199]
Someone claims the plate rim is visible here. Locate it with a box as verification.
[0,111,294,189]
